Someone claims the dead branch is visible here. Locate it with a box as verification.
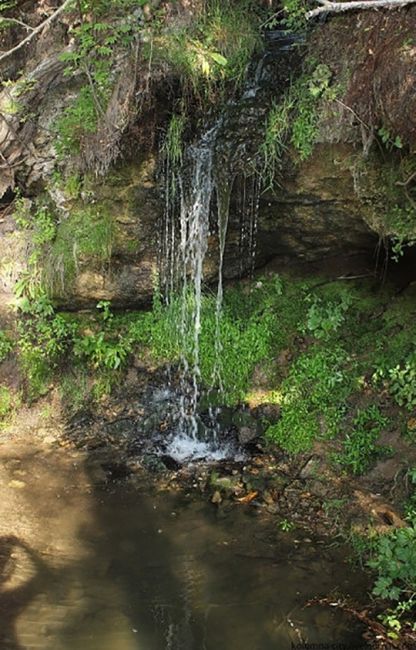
[0,18,35,31]
[0,0,72,64]
[396,170,416,187]
[307,0,416,20]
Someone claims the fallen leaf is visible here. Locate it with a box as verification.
[236,491,258,504]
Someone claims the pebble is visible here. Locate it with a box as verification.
[8,479,26,489]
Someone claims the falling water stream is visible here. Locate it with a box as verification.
[158,27,303,462]
[160,121,243,463]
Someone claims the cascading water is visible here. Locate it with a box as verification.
[160,125,242,462]
[157,28,302,462]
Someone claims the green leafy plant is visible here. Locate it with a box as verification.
[74,301,132,371]
[0,331,13,363]
[336,405,390,475]
[266,346,351,453]
[304,294,351,340]
[16,292,77,400]
[282,0,307,32]
[278,518,295,532]
[368,521,416,637]
[378,126,403,151]
[388,356,416,410]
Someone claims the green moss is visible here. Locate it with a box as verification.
[43,206,114,295]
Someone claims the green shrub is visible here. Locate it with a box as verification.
[74,331,131,370]
[266,346,352,453]
[304,294,351,340]
[368,522,416,634]
[388,356,416,411]
[16,291,77,400]
[282,0,307,32]
[336,406,390,475]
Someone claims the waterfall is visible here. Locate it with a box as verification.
[160,123,245,461]
[176,129,215,443]
[157,30,299,462]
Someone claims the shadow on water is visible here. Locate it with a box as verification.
[55,466,370,650]
[0,433,370,650]
[0,536,54,650]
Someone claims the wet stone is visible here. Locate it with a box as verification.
[238,425,259,445]
[250,402,281,424]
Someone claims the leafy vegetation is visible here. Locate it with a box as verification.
[266,346,352,453]
[335,406,390,475]
[147,0,263,103]
[55,0,145,154]
[367,515,416,638]
[0,386,12,423]
[281,0,308,32]
[54,0,265,152]
[43,206,114,295]
[0,331,13,363]
[260,63,338,186]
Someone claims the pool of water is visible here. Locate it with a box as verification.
[1,478,370,650]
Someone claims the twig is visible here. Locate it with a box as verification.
[0,17,35,31]
[396,171,416,187]
[0,0,73,64]
[334,98,370,130]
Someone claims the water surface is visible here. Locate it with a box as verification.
[1,479,369,650]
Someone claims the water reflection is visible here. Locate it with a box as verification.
[59,487,368,650]
[0,478,370,650]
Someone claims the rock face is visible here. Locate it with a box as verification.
[60,160,160,309]
[0,140,389,312]
[1,5,414,312]
[255,143,379,264]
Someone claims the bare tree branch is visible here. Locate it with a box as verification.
[0,0,73,64]
[0,18,35,31]
[307,0,416,19]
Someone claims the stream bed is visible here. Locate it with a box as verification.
[0,447,370,650]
